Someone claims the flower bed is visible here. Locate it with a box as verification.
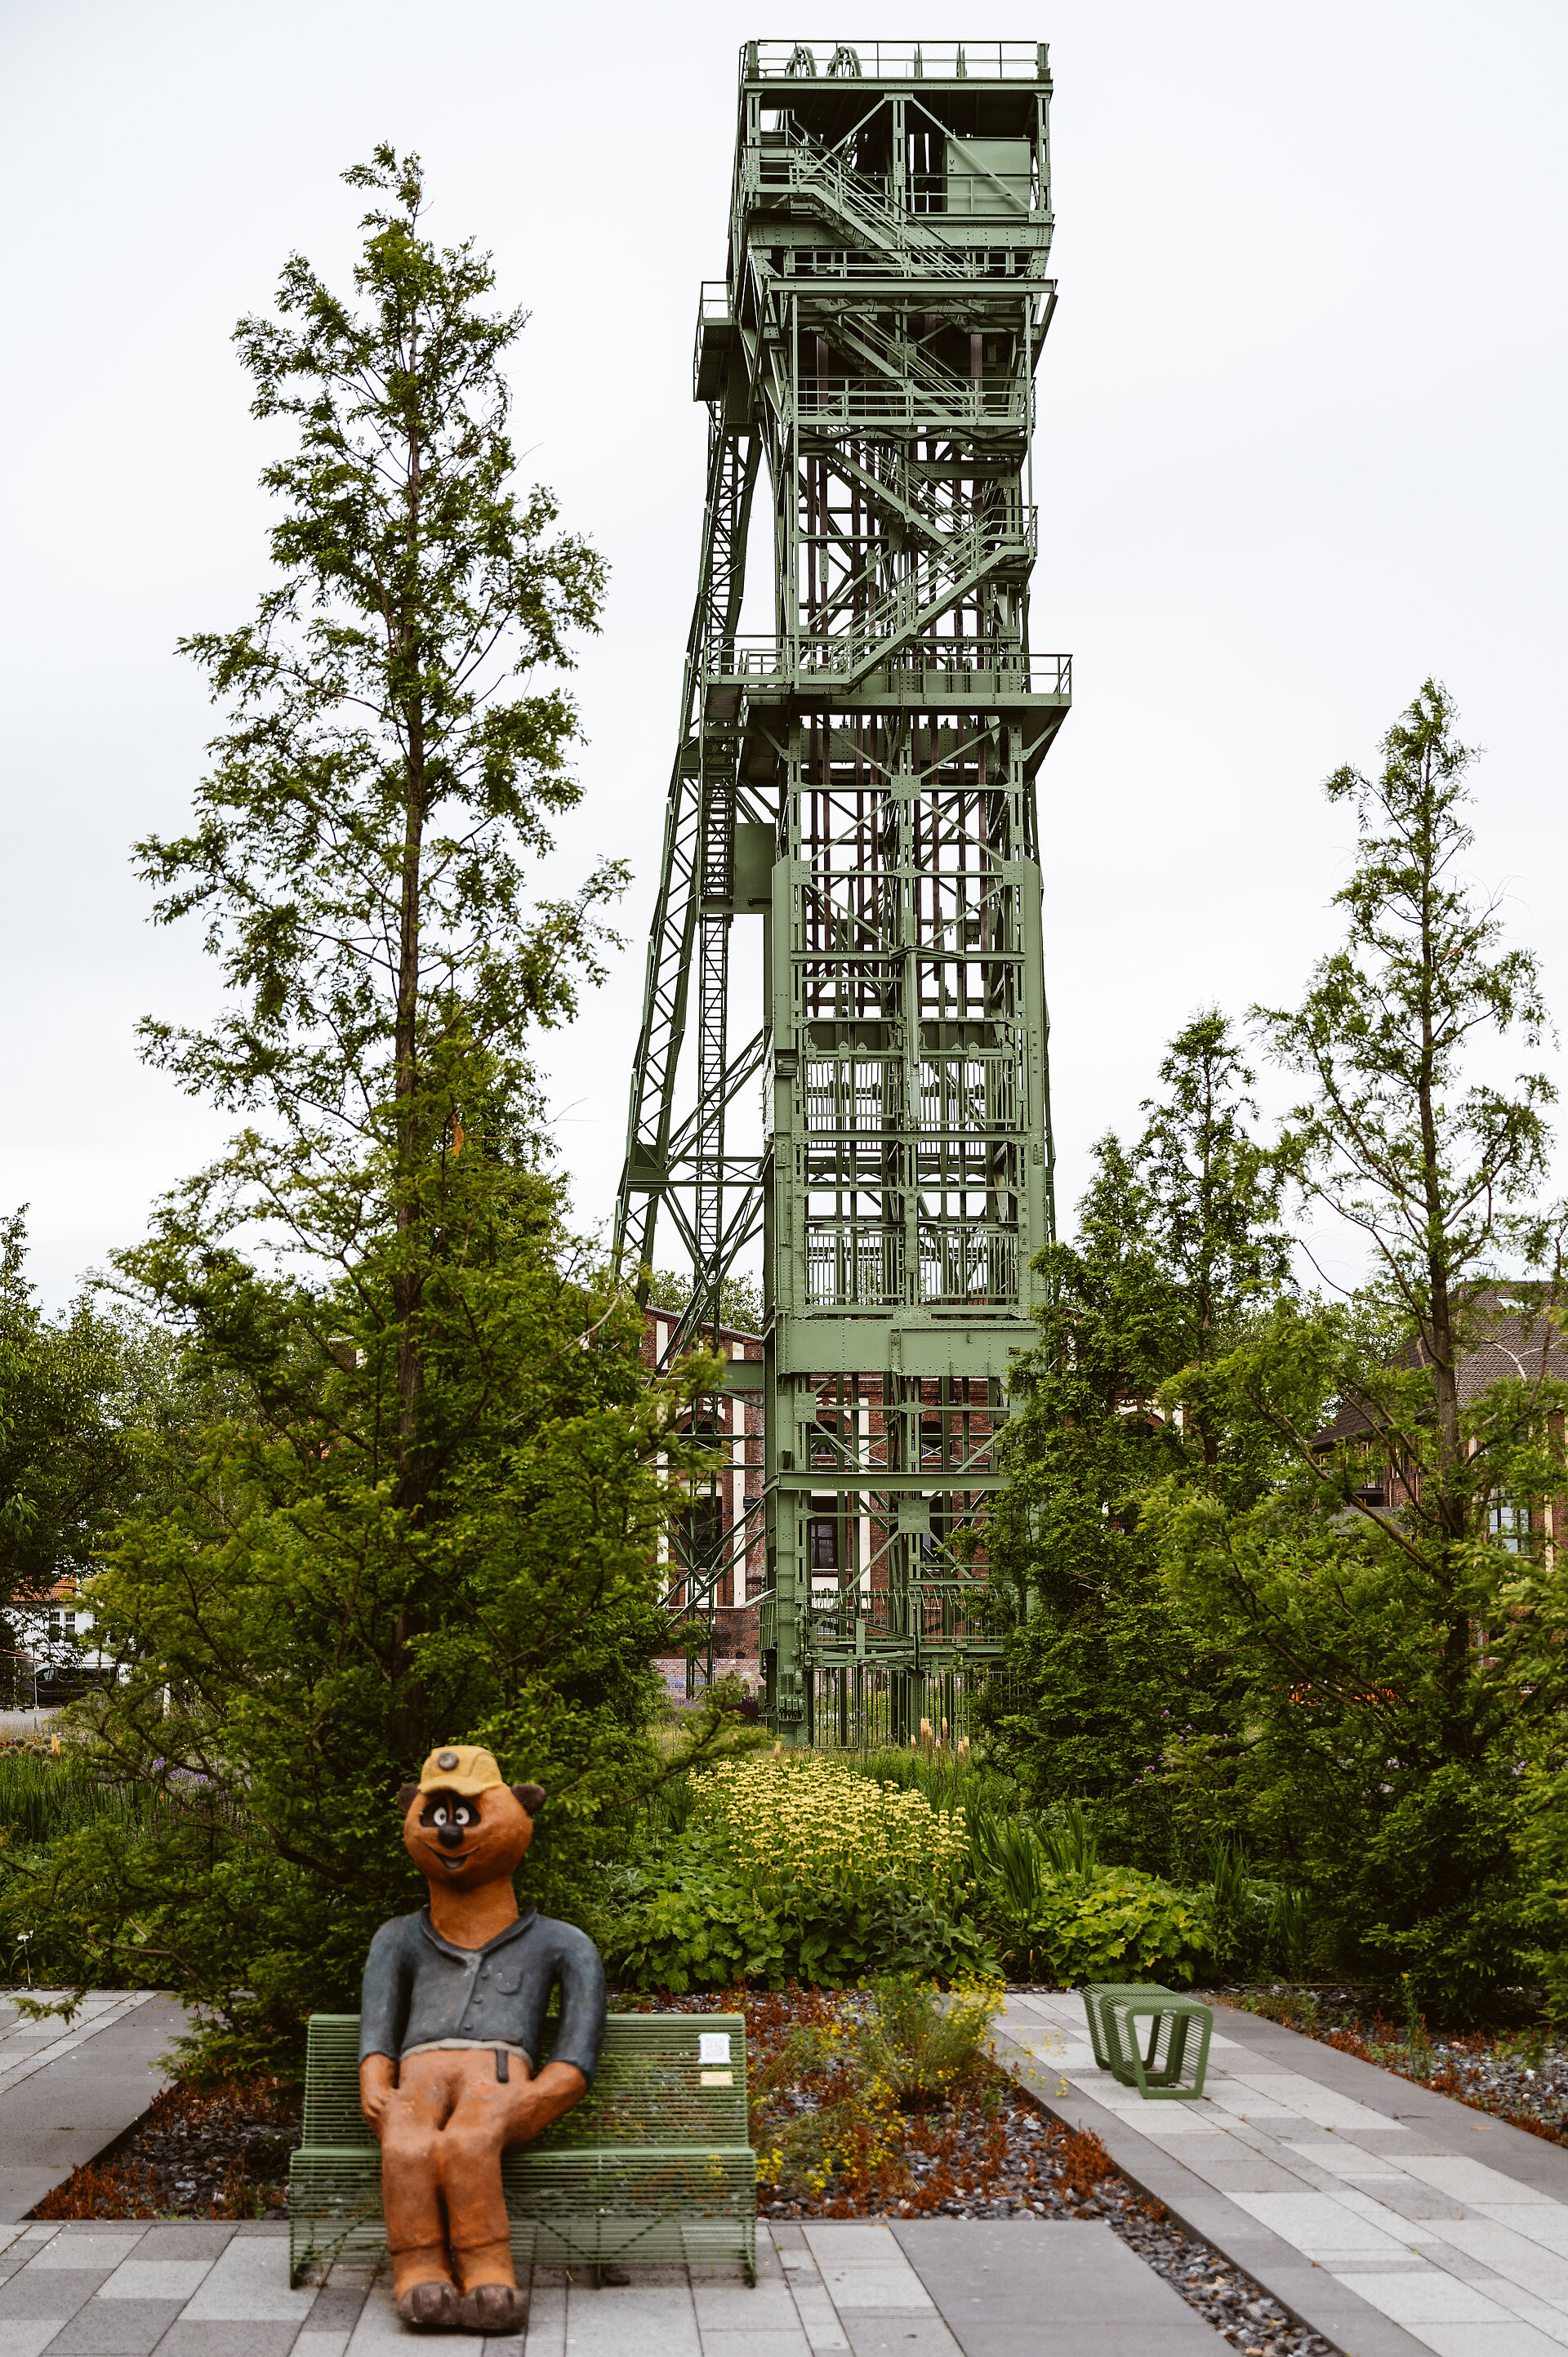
[1220,1983,1568,2145]
[699,1753,968,1890]
[625,1984,1332,2357]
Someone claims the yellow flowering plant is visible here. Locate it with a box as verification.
[694,1753,967,1902]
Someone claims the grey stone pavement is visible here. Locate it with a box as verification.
[0,1991,190,2222]
[0,2214,1218,2357]
[996,1989,1568,2357]
[18,1985,1568,2355]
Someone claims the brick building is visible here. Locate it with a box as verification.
[643,1309,766,1704]
[1312,1285,1568,1557]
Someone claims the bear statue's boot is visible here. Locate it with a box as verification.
[451,2233,527,2334]
[382,2129,460,2324]
[455,2280,530,2334]
[391,2259,461,2330]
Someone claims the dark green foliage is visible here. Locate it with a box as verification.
[0,1213,167,1654]
[982,1015,1289,1865]
[7,152,697,2065]
[1152,684,1568,2013]
[980,687,1568,2016]
[136,145,618,1134]
[968,1812,1208,1983]
[4,1134,716,2054]
[597,1835,996,1993]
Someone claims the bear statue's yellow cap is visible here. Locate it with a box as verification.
[417,1744,504,1798]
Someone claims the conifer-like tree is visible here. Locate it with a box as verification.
[9,154,712,2058]
[1154,684,1568,2007]
[984,1014,1289,1861]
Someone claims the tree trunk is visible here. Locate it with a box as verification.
[389,394,428,1762]
[1414,733,1468,1748]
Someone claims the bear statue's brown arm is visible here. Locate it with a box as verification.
[359,2053,397,2133]
[498,2059,588,2145]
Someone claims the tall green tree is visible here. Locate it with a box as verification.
[983,1015,1290,1864]
[1152,684,1568,2009]
[129,144,626,1752]
[17,1112,710,2055]
[1258,677,1555,1602]
[136,145,618,1469]
[7,151,710,2058]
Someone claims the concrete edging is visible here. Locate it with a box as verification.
[993,2010,1435,2357]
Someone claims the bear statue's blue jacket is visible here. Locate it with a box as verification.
[358,1906,607,2082]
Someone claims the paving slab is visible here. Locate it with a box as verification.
[0,1991,190,2221]
[0,2218,1262,2356]
[993,1989,1568,2357]
[891,2216,1218,2355]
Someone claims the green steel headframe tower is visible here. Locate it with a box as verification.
[614,35,1070,1737]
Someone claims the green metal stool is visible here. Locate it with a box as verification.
[1083,1982,1213,2100]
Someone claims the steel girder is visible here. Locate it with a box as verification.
[616,38,1071,1734]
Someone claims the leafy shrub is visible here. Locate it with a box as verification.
[971,1814,1206,1983]
[595,1855,786,1992]
[597,1839,995,1993]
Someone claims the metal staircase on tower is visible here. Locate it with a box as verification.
[614,36,1071,1740]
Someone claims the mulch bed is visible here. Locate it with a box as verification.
[33,2075,294,2220]
[619,1987,1334,2357]
[1216,1983,1568,2148]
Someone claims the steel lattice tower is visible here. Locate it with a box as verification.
[614,36,1070,1739]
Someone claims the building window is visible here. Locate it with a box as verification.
[808,1503,840,1572]
[677,1497,723,1572]
[1490,1498,1530,1554]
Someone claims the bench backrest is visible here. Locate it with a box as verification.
[302,2012,750,2151]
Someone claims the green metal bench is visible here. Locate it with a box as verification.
[287,2011,756,2285]
[1082,1982,1213,2101]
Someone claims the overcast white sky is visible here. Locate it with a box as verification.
[2,0,1565,1311]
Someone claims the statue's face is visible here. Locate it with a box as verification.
[403,1782,534,1891]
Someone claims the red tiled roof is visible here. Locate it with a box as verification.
[1313,1286,1568,1447]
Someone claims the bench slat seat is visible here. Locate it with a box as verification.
[1082,1982,1213,2100]
[288,2012,756,2284]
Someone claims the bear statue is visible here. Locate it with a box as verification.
[359,1744,607,2333]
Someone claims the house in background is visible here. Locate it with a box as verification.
[1,1576,115,1709]
[643,1308,765,1704]
[1312,1284,1568,1559]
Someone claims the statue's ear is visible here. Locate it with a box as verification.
[396,1784,420,1816]
[513,1782,546,1815]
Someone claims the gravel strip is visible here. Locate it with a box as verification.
[1213,1982,1568,2143]
[621,1986,1336,2357]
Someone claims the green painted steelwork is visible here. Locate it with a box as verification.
[615,37,1070,1737]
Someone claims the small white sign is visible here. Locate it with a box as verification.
[698,2032,732,2064]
